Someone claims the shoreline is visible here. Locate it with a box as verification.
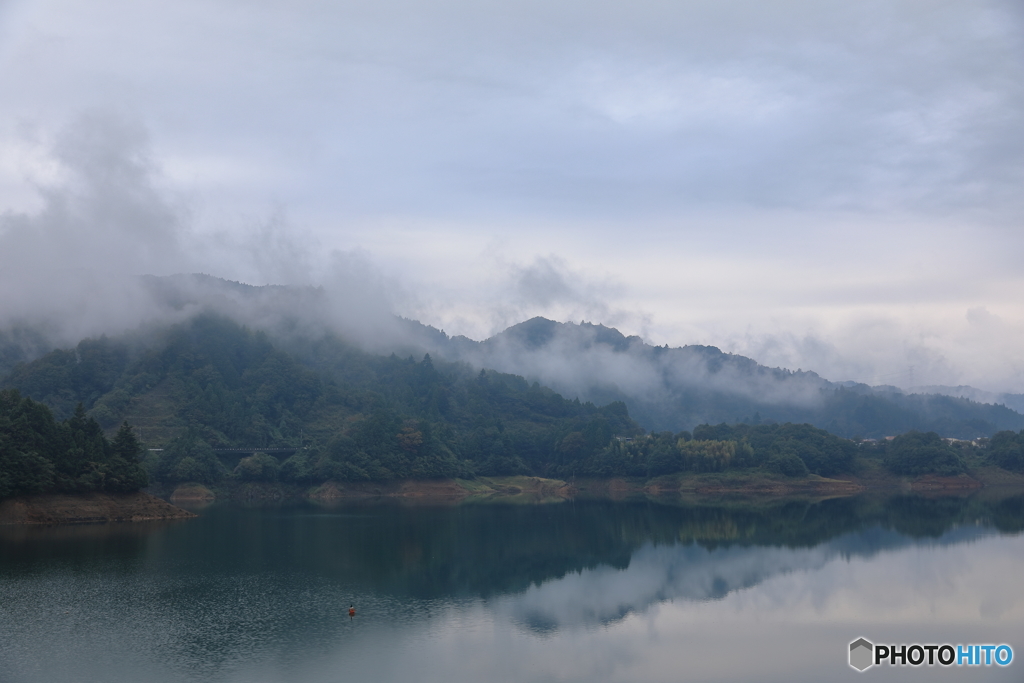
[5,468,1022,525]
[0,491,197,525]
[164,468,1024,507]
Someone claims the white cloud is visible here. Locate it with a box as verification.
[0,0,1022,390]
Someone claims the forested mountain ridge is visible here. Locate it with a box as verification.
[1,314,640,486]
[417,316,1024,439]
[3,306,1024,490]
[2,274,1023,447]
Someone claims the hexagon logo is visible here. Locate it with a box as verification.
[850,638,874,671]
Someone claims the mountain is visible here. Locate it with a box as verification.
[2,274,1023,441]
[910,385,1024,415]
[411,317,1024,439]
[0,314,912,486]
[0,313,640,484]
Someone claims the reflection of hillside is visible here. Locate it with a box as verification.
[499,522,1007,634]
[0,519,186,571]
[489,492,1024,633]
[3,493,1022,604]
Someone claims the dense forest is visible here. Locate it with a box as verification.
[988,429,1024,472]
[1,315,640,487]
[556,422,1021,479]
[551,422,855,479]
[1,313,1022,495]
[0,390,147,500]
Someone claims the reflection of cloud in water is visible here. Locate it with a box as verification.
[496,525,999,633]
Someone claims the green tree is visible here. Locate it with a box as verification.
[989,430,1024,472]
[153,431,227,485]
[280,451,315,484]
[885,431,965,476]
[0,442,54,499]
[0,390,148,499]
[765,450,809,477]
[104,422,149,492]
[234,452,281,482]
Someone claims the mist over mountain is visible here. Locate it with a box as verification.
[0,272,410,379]
[414,317,1024,439]
[2,274,1022,441]
[909,385,1024,417]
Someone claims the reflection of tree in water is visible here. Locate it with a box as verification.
[161,494,1024,595]
[0,519,182,574]
[988,493,1024,533]
[4,494,1021,681]
[496,493,1024,633]
[881,495,980,537]
[3,493,1022,602]
[391,492,1023,601]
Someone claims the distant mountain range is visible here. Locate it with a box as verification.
[2,274,1023,440]
[906,385,1024,415]
[404,317,1024,439]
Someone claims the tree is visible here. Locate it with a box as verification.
[105,422,149,492]
[0,443,54,499]
[885,431,965,476]
[989,430,1024,472]
[234,452,281,482]
[765,450,809,477]
[0,391,147,499]
[153,431,227,485]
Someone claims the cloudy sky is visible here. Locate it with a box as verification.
[0,0,1022,391]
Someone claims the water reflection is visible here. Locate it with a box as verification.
[1,492,1022,682]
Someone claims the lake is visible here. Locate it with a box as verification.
[2,492,1022,682]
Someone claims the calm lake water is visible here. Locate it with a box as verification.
[2,493,1023,683]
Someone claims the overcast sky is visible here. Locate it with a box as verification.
[1,0,1023,391]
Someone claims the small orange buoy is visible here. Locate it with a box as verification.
[348,605,356,618]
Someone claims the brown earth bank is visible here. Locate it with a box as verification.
[144,467,1022,508]
[966,466,1024,488]
[459,476,574,504]
[169,483,217,502]
[307,476,572,504]
[309,479,471,502]
[150,477,574,506]
[833,458,988,493]
[0,492,196,525]
[902,474,983,492]
[572,473,865,499]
